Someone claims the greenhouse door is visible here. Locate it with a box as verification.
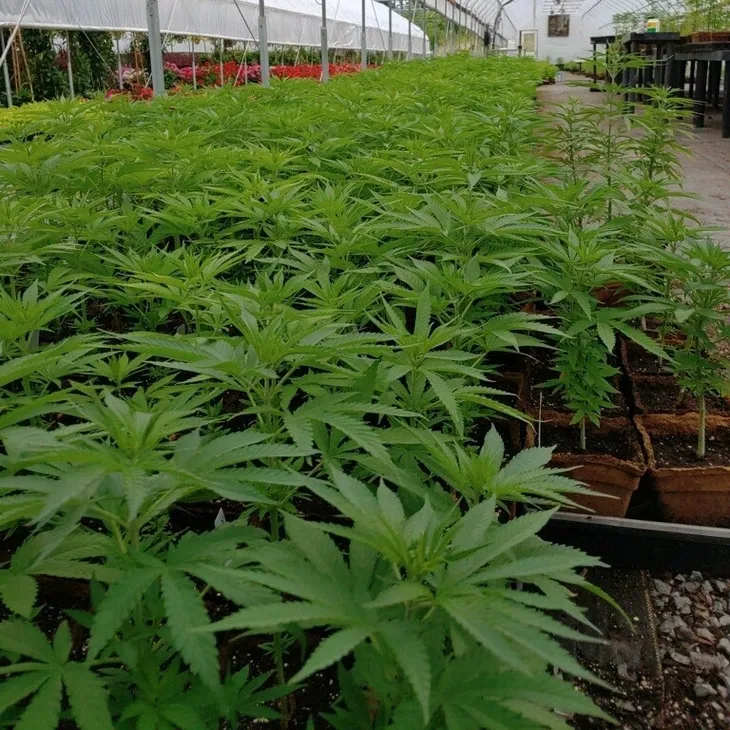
[519,30,537,57]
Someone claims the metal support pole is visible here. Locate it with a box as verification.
[145,0,165,96]
[190,37,197,90]
[422,0,427,57]
[722,59,730,139]
[361,0,367,69]
[116,35,124,89]
[321,0,329,82]
[1,29,12,108]
[408,4,413,61]
[66,32,74,98]
[259,0,270,87]
[449,0,456,53]
[694,60,708,128]
[532,0,537,58]
[388,0,393,59]
[432,7,437,56]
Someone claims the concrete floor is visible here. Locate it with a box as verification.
[538,75,730,246]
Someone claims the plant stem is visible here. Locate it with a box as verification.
[580,417,587,451]
[270,507,289,727]
[697,393,706,460]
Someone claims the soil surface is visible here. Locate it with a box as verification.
[635,378,730,416]
[531,371,629,417]
[623,340,668,375]
[651,428,730,468]
[540,421,639,462]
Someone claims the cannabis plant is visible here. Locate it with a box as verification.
[666,241,730,458]
[202,469,613,728]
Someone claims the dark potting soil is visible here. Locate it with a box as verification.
[623,340,667,375]
[470,418,521,458]
[635,378,730,416]
[540,422,639,462]
[651,428,730,468]
[222,629,340,729]
[530,378,629,417]
[529,356,628,417]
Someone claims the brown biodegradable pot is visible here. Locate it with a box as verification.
[526,411,646,517]
[592,282,626,307]
[639,413,730,526]
[630,374,730,416]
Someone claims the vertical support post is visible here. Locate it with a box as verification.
[408,9,412,60]
[321,0,329,82]
[1,28,12,108]
[710,61,721,108]
[431,3,437,56]
[675,60,686,96]
[722,59,730,138]
[627,40,639,109]
[66,32,74,98]
[451,1,456,54]
[116,35,124,89]
[145,0,165,96]
[694,60,708,128]
[592,41,597,87]
[422,0,427,57]
[663,44,673,88]
[219,40,224,84]
[388,0,393,60]
[361,0,367,69]
[689,60,695,98]
[259,0,270,87]
[190,37,197,90]
[532,0,537,57]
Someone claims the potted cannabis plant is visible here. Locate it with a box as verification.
[530,227,666,516]
[640,241,730,525]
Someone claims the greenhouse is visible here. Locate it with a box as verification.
[1,1,730,729]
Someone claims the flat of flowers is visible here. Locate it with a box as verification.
[528,413,646,517]
[640,414,730,526]
[631,375,730,416]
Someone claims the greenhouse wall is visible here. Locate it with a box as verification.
[505,0,615,63]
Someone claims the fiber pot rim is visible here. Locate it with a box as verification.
[637,413,730,479]
[526,410,647,477]
[629,374,730,416]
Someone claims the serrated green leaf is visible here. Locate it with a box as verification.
[0,573,37,618]
[63,664,114,730]
[88,569,158,659]
[0,620,54,662]
[291,626,371,684]
[376,482,405,530]
[0,672,49,713]
[366,582,431,609]
[596,322,616,352]
[15,673,62,730]
[426,370,464,435]
[160,572,219,688]
[206,603,340,633]
[380,622,431,722]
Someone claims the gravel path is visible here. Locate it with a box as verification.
[652,573,730,728]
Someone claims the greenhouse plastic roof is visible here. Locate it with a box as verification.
[0,0,428,52]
